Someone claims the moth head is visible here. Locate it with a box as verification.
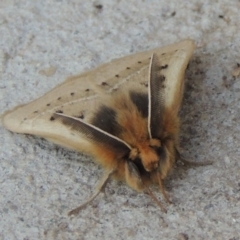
[128,138,164,172]
[124,137,169,191]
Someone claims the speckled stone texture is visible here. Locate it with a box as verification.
[1,1,240,239]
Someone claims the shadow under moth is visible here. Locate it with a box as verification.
[2,39,211,215]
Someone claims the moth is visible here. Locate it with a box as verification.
[2,39,210,215]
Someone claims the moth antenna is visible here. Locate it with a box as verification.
[54,113,132,155]
[178,157,213,167]
[148,53,165,139]
[148,54,154,139]
[157,172,171,203]
[145,187,167,213]
[175,148,213,166]
[68,169,115,216]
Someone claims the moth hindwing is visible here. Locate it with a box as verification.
[2,39,198,214]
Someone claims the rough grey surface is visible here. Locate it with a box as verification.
[1,0,240,239]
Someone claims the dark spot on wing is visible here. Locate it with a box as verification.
[56,110,63,114]
[75,113,84,119]
[50,116,55,121]
[115,74,119,77]
[159,75,166,82]
[71,92,75,96]
[129,91,148,118]
[46,103,51,106]
[160,64,168,70]
[57,97,61,100]
[138,61,142,64]
[33,111,38,113]
[91,105,121,136]
[126,67,131,70]
[85,88,90,92]
[101,82,108,86]
[140,82,148,87]
[161,53,166,55]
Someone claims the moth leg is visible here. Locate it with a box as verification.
[125,161,143,191]
[157,173,171,203]
[178,156,213,166]
[145,187,167,213]
[175,148,213,167]
[68,169,114,216]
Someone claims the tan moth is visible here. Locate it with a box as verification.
[2,39,210,215]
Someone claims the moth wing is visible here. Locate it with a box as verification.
[148,41,195,138]
[2,39,195,152]
[150,40,195,115]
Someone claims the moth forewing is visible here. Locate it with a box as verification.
[2,39,197,213]
[2,39,195,135]
[53,112,132,152]
[148,53,166,139]
[161,43,195,114]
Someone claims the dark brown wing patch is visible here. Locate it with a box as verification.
[54,113,131,158]
[148,54,166,139]
[129,91,148,118]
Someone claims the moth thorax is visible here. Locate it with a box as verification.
[149,138,161,148]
